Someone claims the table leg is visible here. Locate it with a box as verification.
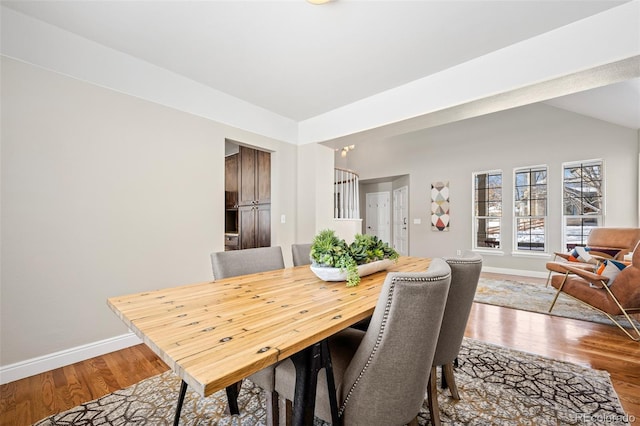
[290,339,341,426]
[173,379,242,426]
[174,380,188,426]
[225,381,242,415]
[321,340,340,425]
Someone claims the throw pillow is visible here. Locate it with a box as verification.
[596,259,627,286]
[568,246,598,264]
[587,247,622,259]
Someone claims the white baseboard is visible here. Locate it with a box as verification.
[0,332,142,385]
[482,266,548,279]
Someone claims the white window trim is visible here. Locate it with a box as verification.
[513,165,548,255]
[560,159,605,250]
[472,169,503,251]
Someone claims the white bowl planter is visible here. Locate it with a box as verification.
[310,259,394,282]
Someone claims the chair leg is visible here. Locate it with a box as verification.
[264,390,279,426]
[225,380,242,415]
[284,399,293,426]
[599,285,640,341]
[443,363,460,400]
[427,366,441,426]
[557,284,640,341]
[548,271,569,312]
[545,254,560,287]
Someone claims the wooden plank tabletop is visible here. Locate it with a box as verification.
[107,256,431,397]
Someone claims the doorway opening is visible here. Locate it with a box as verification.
[224,140,272,250]
[360,175,410,255]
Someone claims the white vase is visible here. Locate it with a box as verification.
[310,259,394,282]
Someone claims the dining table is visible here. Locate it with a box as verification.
[107,256,431,425]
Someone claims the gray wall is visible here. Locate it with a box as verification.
[0,57,300,365]
[341,103,639,273]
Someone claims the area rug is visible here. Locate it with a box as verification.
[475,277,640,329]
[35,338,629,425]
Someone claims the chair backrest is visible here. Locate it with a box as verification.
[608,240,640,309]
[291,243,312,266]
[433,251,483,365]
[632,240,640,265]
[339,259,451,425]
[587,228,640,259]
[210,247,284,280]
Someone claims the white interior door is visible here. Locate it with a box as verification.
[365,192,391,244]
[393,186,409,255]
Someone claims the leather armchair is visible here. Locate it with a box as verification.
[545,228,640,285]
[549,244,640,341]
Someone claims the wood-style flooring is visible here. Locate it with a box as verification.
[1,273,639,425]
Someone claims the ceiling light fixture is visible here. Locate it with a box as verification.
[339,144,355,158]
[307,0,332,4]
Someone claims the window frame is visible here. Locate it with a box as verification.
[513,165,548,254]
[561,159,604,250]
[472,169,503,252]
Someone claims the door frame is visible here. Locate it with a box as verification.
[392,185,409,256]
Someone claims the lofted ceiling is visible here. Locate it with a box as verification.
[2,0,638,131]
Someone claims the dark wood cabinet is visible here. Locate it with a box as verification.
[225,145,271,250]
[238,204,271,249]
[238,146,270,206]
[225,154,238,209]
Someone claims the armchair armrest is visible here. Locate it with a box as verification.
[553,252,571,261]
[546,261,595,275]
[590,254,609,262]
[561,263,610,286]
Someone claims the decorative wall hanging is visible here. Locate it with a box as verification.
[431,181,450,231]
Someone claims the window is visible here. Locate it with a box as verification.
[474,171,502,249]
[514,166,547,252]
[562,160,603,248]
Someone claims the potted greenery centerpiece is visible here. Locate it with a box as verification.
[309,229,399,287]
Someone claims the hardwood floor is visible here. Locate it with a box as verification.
[1,273,639,425]
[0,344,169,426]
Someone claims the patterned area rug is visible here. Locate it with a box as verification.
[35,339,629,425]
[474,277,640,329]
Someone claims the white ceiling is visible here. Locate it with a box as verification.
[3,0,639,130]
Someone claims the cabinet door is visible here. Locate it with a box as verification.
[256,204,271,248]
[225,154,238,208]
[238,204,271,249]
[256,150,271,204]
[238,146,256,206]
[239,205,257,249]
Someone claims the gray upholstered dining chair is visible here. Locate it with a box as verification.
[210,246,285,280]
[210,246,285,426]
[291,243,312,266]
[427,251,482,426]
[274,258,452,425]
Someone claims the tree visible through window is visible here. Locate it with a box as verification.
[563,160,603,248]
[514,166,547,252]
[474,171,502,249]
